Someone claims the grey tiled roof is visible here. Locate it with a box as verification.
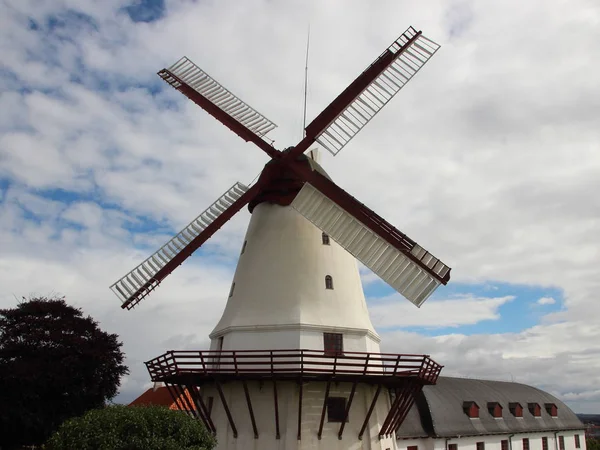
[396,377,584,438]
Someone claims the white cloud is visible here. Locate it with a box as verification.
[369,294,515,328]
[0,0,599,413]
[537,296,556,305]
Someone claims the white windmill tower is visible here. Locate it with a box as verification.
[111,27,450,450]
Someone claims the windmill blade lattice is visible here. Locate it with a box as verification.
[314,27,440,156]
[291,183,449,306]
[111,182,249,309]
[159,57,277,137]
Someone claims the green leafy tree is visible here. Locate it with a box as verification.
[0,296,128,449]
[46,405,217,450]
[587,438,600,450]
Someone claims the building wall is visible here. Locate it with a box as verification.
[396,431,587,450]
[201,380,398,450]
[210,326,380,353]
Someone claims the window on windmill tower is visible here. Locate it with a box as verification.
[228,282,235,297]
[501,440,509,450]
[542,437,549,450]
[327,397,347,422]
[559,436,565,450]
[575,434,581,449]
[407,446,419,450]
[322,232,330,245]
[523,438,530,450]
[325,275,334,289]
[476,442,485,450]
[448,444,458,450]
[241,240,247,254]
[323,332,343,356]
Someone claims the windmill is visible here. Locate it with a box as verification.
[112,26,450,448]
[111,26,450,312]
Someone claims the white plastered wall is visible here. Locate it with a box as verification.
[202,381,398,450]
[210,203,380,353]
[396,431,587,450]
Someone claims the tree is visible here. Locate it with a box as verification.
[46,405,217,450]
[587,438,600,450]
[0,296,128,449]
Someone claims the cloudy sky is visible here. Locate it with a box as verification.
[1,0,599,413]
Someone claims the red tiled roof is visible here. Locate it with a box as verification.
[129,386,196,411]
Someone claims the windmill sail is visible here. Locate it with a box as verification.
[159,57,277,137]
[111,182,249,308]
[291,183,449,307]
[314,27,440,156]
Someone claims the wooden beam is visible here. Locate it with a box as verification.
[189,384,216,434]
[159,70,281,160]
[338,381,358,439]
[273,380,280,439]
[297,378,303,440]
[164,383,182,410]
[380,388,404,437]
[390,383,422,433]
[318,380,332,439]
[359,384,382,440]
[287,31,422,158]
[121,182,267,309]
[242,381,259,439]
[215,380,238,438]
[171,383,196,418]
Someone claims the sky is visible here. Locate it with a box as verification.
[1,0,599,413]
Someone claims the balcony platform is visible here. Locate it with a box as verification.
[145,349,443,440]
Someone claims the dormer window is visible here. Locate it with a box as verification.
[487,402,503,418]
[322,232,330,245]
[545,403,558,417]
[325,275,334,290]
[528,403,541,417]
[509,402,523,417]
[463,401,480,418]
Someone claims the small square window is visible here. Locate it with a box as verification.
[476,442,485,450]
[327,397,347,422]
[322,233,330,245]
[407,446,418,450]
[448,444,458,450]
[323,332,343,356]
[501,440,509,450]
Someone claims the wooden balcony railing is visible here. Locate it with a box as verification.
[146,349,442,385]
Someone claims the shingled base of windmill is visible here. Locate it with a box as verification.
[113,27,449,449]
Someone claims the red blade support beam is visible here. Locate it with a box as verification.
[288,31,422,158]
[158,69,280,160]
[120,182,265,310]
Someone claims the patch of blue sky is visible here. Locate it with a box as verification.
[16,186,167,237]
[366,279,564,336]
[123,0,166,23]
